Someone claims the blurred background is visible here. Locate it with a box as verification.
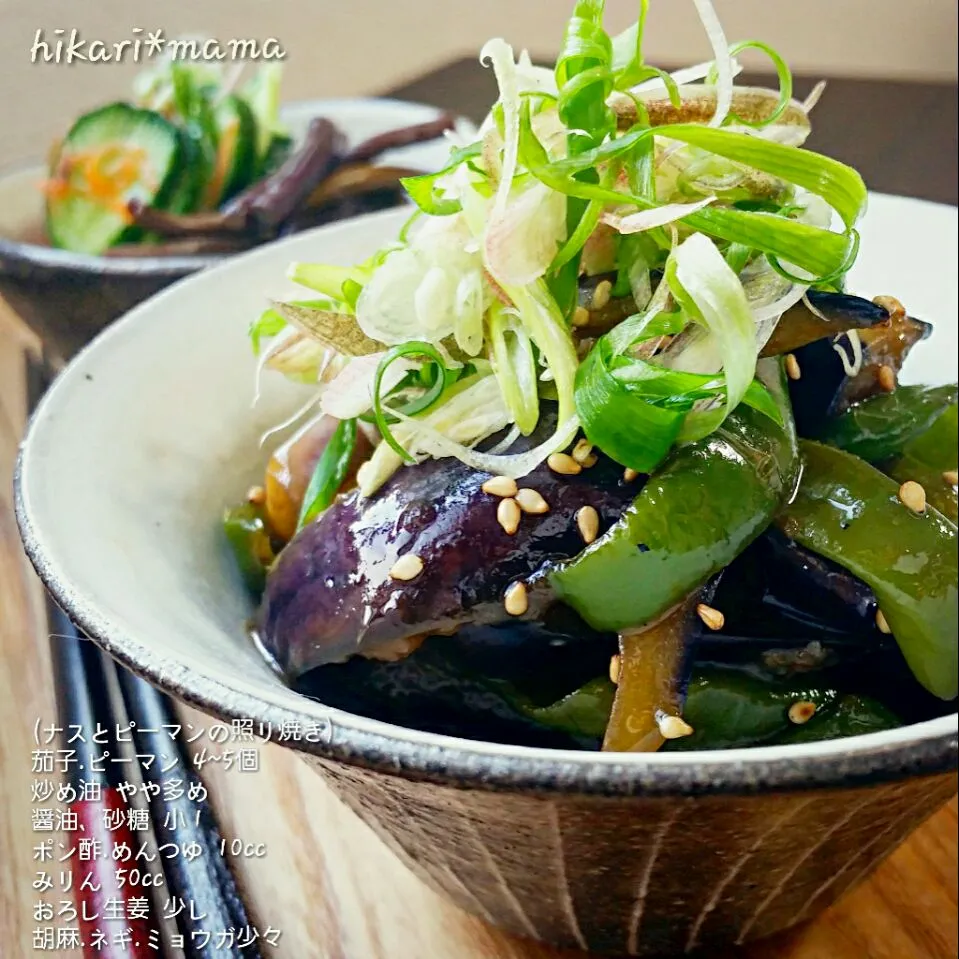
[2,0,957,170]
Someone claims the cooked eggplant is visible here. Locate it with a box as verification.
[295,616,617,749]
[788,299,932,437]
[759,290,895,358]
[257,418,639,678]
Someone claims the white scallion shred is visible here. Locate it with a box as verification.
[690,0,734,127]
[256,392,322,450]
[250,1,866,490]
[479,38,520,223]
[832,328,864,376]
[803,80,828,113]
[390,408,580,483]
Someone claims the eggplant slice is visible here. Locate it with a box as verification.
[787,299,931,437]
[257,416,641,678]
[295,614,617,750]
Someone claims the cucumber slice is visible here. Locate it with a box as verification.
[46,103,182,254]
[239,64,285,165]
[259,133,294,179]
[201,94,257,208]
[156,128,206,214]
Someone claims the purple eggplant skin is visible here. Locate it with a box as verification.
[293,619,618,750]
[788,296,932,438]
[256,417,642,679]
[709,529,888,648]
[759,290,894,359]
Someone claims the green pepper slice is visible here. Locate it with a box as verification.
[773,694,901,744]
[522,665,854,751]
[777,441,958,700]
[223,503,275,598]
[885,403,958,523]
[665,665,841,751]
[818,384,957,464]
[550,358,798,632]
[527,677,616,740]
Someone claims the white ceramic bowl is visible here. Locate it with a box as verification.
[14,194,958,955]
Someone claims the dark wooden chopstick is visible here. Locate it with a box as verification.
[29,351,261,959]
[114,665,263,959]
[47,597,163,959]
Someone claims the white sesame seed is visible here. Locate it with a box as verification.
[482,475,518,497]
[497,497,522,535]
[785,353,802,381]
[657,712,694,740]
[548,452,582,476]
[571,439,595,466]
[591,279,612,310]
[696,604,725,631]
[623,468,639,482]
[246,485,266,506]
[943,470,958,487]
[609,654,621,685]
[576,505,600,545]
[898,480,926,514]
[515,488,550,514]
[572,306,591,327]
[875,609,892,634]
[788,701,817,725]
[389,554,423,581]
[504,582,529,616]
[872,294,907,320]
[877,365,896,392]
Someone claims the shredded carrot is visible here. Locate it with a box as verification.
[202,119,239,209]
[40,143,156,222]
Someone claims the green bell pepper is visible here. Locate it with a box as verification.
[773,694,901,744]
[819,383,957,463]
[665,665,841,751]
[527,677,615,740]
[223,502,275,598]
[550,358,799,631]
[521,665,882,751]
[885,402,957,523]
[777,441,958,701]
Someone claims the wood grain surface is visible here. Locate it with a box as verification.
[2,63,958,958]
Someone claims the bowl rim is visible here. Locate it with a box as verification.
[0,95,451,278]
[14,199,959,798]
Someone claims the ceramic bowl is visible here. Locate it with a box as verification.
[15,197,958,955]
[0,98,454,363]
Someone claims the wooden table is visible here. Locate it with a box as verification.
[1,62,957,959]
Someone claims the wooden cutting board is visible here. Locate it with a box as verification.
[1,300,956,958]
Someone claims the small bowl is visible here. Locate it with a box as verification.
[15,198,958,955]
[0,97,454,363]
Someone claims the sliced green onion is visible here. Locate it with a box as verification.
[576,336,688,471]
[555,0,617,148]
[288,263,370,302]
[576,233,768,469]
[400,142,482,216]
[767,228,861,286]
[519,105,861,280]
[489,303,540,435]
[723,41,792,128]
[550,160,621,272]
[297,417,357,530]
[372,342,454,462]
[507,281,579,430]
[664,232,756,440]
[397,208,423,243]
[249,298,335,354]
[550,123,866,229]
[249,310,287,355]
